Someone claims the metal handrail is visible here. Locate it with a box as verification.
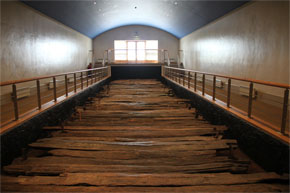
[0,66,111,127]
[165,66,290,89]
[162,66,289,135]
[0,67,108,86]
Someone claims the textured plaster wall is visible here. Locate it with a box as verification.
[180,1,289,96]
[93,25,179,62]
[1,1,92,83]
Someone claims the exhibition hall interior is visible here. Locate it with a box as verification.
[1,0,289,192]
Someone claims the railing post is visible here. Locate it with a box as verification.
[174,70,178,82]
[202,74,205,96]
[94,70,97,82]
[188,72,190,89]
[81,72,83,89]
[248,82,253,117]
[65,75,68,97]
[86,72,89,87]
[213,76,216,101]
[183,71,185,86]
[164,66,166,77]
[227,78,231,107]
[178,71,181,84]
[36,80,41,109]
[194,72,197,91]
[174,70,176,81]
[281,88,289,134]
[53,77,57,102]
[74,73,77,92]
[91,70,93,85]
[106,50,109,65]
[12,84,19,120]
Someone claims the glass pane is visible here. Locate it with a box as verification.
[137,41,145,61]
[146,40,158,61]
[137,41,145,49]
[115,50,127,60]
[128,41,136,61]
[114,40,127,60]
[114,40,126,49]
[146,50,158,61]
[146,40,158,49]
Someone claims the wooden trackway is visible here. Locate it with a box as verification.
[1,80,288,192]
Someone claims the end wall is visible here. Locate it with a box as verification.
[93,25,179,63]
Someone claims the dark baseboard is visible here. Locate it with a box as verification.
[111,65,161,79]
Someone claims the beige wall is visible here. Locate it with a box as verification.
[93,25,179,63]
[1,1,92,83]
[180,1,289,97]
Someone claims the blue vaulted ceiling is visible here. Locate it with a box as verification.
[22,0,249,39]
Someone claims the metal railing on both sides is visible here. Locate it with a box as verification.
[162,66,290,142]
[0,66,111,131]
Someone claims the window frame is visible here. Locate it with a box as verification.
[114,40,158,63]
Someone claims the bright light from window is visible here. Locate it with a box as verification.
[114,40,158,62]
[146,40,158,49]
[128,41,136,60]
[114,40,127,60]
[137,41,145,61]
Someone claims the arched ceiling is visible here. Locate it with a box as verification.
[22,0,249,39]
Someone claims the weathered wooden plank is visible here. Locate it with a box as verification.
[35,137,236,147]
[4,162,248,175]
[43,125,227,131]
[9,154,231,166]
[1,172,281,186]
[50,128,225,138]
[29,140,230,151]
[75,110,196,117]
[36,136,230,143]
[65,120,213,127]
[47,149,217,159]
[2,183,288,193]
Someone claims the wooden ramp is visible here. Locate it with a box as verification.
[1,79,288,192]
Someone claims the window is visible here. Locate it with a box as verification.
[114,40,158,62]
[146,40,158,61]
[114,41,127,61]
